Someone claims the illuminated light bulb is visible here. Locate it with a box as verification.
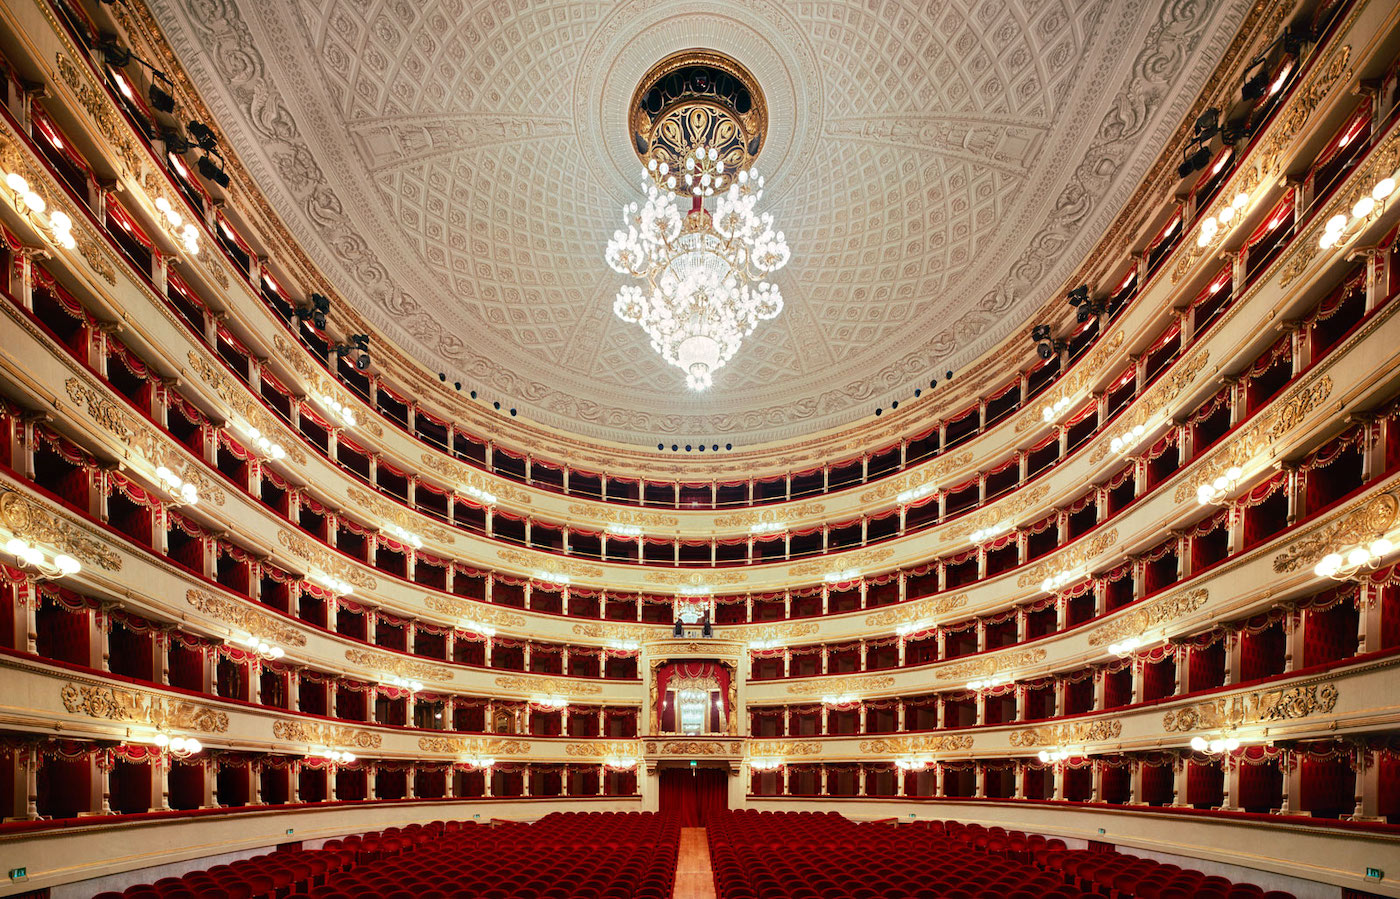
[54,554,80,575]
[1370,538,1393,557]
[1217,206,1234,223]
[5,172,27,193]
[181,482,199,504]
[1232,192,1249,209]
[1208,739,1226,753]
[1374,178,1396,200]
[50,211,71,231]
[1200,218,1218,237]
[1319,231,1338,250]
[1224,738,1239,752]
[24,191,46,214]
[1326,214,1348,233]
[1352,196,1376,219]
[170,737,188,752]
[185,739,202,754]
[5,538,27,557]
[1314,553,1342,577]
[271,646,285,659]
[1190,736,1207,752]
[1346,547,1371,567]
[154,733,170,747]
[156,197,172,213]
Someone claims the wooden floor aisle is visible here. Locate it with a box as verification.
[672,827,717,899]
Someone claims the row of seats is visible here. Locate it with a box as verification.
[93,814,678,899]
[706,811,1299,899]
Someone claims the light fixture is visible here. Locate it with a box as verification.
[238,421,287,461]
[4,171,77,250]
[966,674,1010,692]
[462,619,497,638]
[821,693,857,706]
[384,674,424,692]
[315,392,357,428]
[152,732,203,758]
[895,757,932,772]
[5,538,81,580]
[314,746,356,764]
[536,570,570,587]
[1196,466,1243,505]
[383,522,423,549]
[895,620,933,637]
[677,584,711,596]
[1318,175,1397,250]
[154,465,200,506]
[1109,417,1164,455]
[153,195,200,255]
[749,757,784,771]
[459,754,494,770]
[969,521,1010,544]
[1042,394,1078,423]
[607,523,643,538]
[608,638,640,652]
[310,570,354,596]
[459,483,498,506]
[1036,747,1075,763]
[749,521,786,535]
[236,633,285,661]
[1314,536,1395,581]
[531,694,569,710]
[1189,735,1240,754]
[1040,568,1084,594]
[1195,190,1253,248]
[896,482,937,505]
[748,638,783,651]
[604,757,640,771]
[824,568,860,583]
[1107,636,1144,657]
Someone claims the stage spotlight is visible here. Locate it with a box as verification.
[197,155,229,188]
[187,120,218,151]
[149,83,176,113]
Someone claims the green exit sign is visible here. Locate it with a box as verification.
[286,828,294,835]
[1366,867,1384,881]
[8,867,26,882]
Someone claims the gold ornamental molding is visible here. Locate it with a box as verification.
[1018,331,1127,433]
[565,505,680,529]
[1016,529,1118,588]
[1009,719,1124,748]
[1173,376,1333,503]
[961,484,1051,536]
[864,593,968,628]
[270,336,383,438]
[344,648,454,682]
[730,622,820,644]
[645,740,742,757]
[495,548,603,580]
[345,487,454,545]
[936,649,1048,682]
[493,675,603,696]
[52,54,142,179]
[186,352,308,465]
[1161,682,1339,732]
[788,547,895,578]
[857,453,975,506]
[565,741,641,758]
[1089,350,1211,464]
[61,682,228,734]
[273,719,382,749]
[276,529,377,590]
[0,490,121,571]
[643,570,747,587]
[423,595,526,628]
[186,589,307,647]
[1254,43,1354,182]
[419,736,530,755]
[417,453,533,506]
[645,640,745,661]
[785,674,896,696]
[713,504,825,529]
[747,740,822,757]
[571,622,655,642]
[1272,491,1400,574]
[64,377,160,461]
[1086,588,1209,648]
[858,735,975,754]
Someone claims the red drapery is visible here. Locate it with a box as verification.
[658,767,728,827]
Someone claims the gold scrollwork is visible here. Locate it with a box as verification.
[1016,529,1118,588]
[785,674,896,696]
[493,676,602,696]
[1086,588,1209,647]
[1272,492,1399,574]
[713,505,826,529]
[276,530,377,589]
[865,594,968,628]
[186,352,307,465]
[186,589,306,646]
[344,648,453,682]
[422,595,527,627]
[935,649,1047,682]
[858,735,974,754]
[857,453,975,505]
[1008,719,1123,747]
[419,736,530,755]
[565,741,641,758]
[345,486,454,545]
[788,547,895,578]
[62,682,228,733]
[273,719,382,748]
[1,490,122,571]
[747,740,822,756]
[495,548,603,579]
[1162,683,1339,732]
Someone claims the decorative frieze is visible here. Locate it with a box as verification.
[935,649,1048,682]
[785,674,896,696]
[1089,350,1210,463]
[864,593,968,628]
[186,588,306,646]
[1272,492,1399,574]
[566,505,680,529]
[1009,719,1123,747]
[565,741,642,758]
[1086,588,1209,647]
[276,529,377,589]
[272,719,382,749]
[571,622,655,642]
[422,595,526,628]
[730,622,820,644]
[493,675,603,696]
[713,504,825,529]
[53,54,142,178]
[1162,683,1339,731]
[857,452,975,505]
[62,682,228,733]
[1016,529,1118,588]
[747,740,822,756]
[345,486,454,545]
[1018,331,1126,432]
[417,453,533,505]
[645,740,741,756]
[344,648,453,682]
[788,547,895,578]
[186,352,308,465]
[65,377,161,461]
[495,548,603,579]
[1,490,122,571]
[643,569,746,586]
[858,734,974,754]
[418,736,530,755]
[961,484,1051,536]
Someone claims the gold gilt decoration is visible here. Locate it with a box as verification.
[494,675,603,696]
[936,649,1047,681]
[186,589,306,647]
[1162,683,1339,732]
[417,453,533,506]
[271,336,384,439]
[566,505,680,529]
[1009,719,1123,747]
[1,490,121,571]
[419,736,530,755]
[785,674,896,696]
[65,377,161,460]
[53,54,142,177]
[747,740,822,756]
[186,352,308,465]
[859,735,974,754]
[788,547,895,578]
[865,593,969,628]
[62,682,228,733]
[1174,376,1332,503]
[168,461,227,507]
[713,504,826,529]
[1086,588,1209,648]
[571,622,655,642]
[273,719,382,749]
[651,740,739,756]
[731,622,820,644]
[565,741,641,758]
[647,640,745,660]
[1089,350,1210,464]
[1017,331,1126,432]
[858,452,975,505]
[345,486,454,545]
[345,648,453,682]
[1254,44,1353,177]
[495,549,604,580]
[1016,529,1118,588]
[424,595,527,627]
[643,569,747,586]
[1169,166,1263,286]
[961,484,1051,537]
[277,529,377,589]
[1272,492,1399,574]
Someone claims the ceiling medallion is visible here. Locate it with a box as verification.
[605,51,790,391]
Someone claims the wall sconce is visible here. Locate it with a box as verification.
[1036,747,1075,763]
[459,483,498,506]
[5,538,81,580]
[461,619,497,638]
[1040,568,1084,594]
[459,755,494,770]
[966,674,1010,692]
[153,732,203,758]
[749,757,784,771]
[383,522,424,549]
[314,747,356,764]
[608,523,643,538]
[1319,177,1395,250]
[154,465,200,506]
[153,196,200,255]
[1195,191,1252,248]
[315,392,358,428]
[895,757,932,772]
[896,481,937,505]
[1189,735,1240,754]
[310,570,354,596]
[1196,466,1243,505]
[236,633,284,661]
[237,421,286,461]
[604,757,640,771]
[4,171,76,250]
[821,693,857,706]
[384,674,424,692]
[1314,537,1394,581]
[530,695,569,711]
[749,521,786,535]
[969,521,1009,544]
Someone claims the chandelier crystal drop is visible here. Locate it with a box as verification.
[605,148,790,391]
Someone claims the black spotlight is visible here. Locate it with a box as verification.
[493,401,500,410]
[149,82,176,114]
[197,155,229,187]
[685,445,692,452]
[1031,324,1052,342]
[98,33,132,67]
[439,373,446,381]
[671,445,679,452]
[891,400,898,409]
[725,443,732,450]
[698,444,705,452]
[354,354,370,371]
[1192,108,1220,142]
[875,408,883,416]
[712,444,719,451]
[187,120,218,151]
[1067,285,1090,308]
[469,389,476,398]
[1037,342,1055,360]
[658,444,665,451]
[509,408,516,416]
[1241,67,1270,101]
[946,370,953,379]
[914,389,921,398]
[930,379,937,388]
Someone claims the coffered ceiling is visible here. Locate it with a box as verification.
[149,0,1250,446]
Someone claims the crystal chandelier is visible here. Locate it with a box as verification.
[605,147,790,390]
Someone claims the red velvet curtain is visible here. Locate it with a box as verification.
[659,767,728,826]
